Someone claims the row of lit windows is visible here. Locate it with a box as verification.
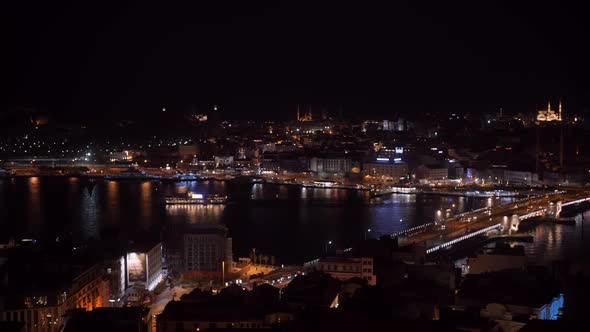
[321,264,360,272]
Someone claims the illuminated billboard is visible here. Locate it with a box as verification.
[126,252,147,285]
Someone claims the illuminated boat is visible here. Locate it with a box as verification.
[370,185,417,197]
[172,172,204,181]
[165,192,227,205]
[105,169,160,180]
[302,180,341,188]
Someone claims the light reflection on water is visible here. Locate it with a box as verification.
[105,180,120,226]
[0,178,588,264]
[166,205,226,224]
[140,181,152,223]
[26,177,41,229]
[520,211,590,265]
[80,184,99,240]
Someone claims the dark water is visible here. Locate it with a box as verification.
[519,211,590,265]
[0,177,586,264]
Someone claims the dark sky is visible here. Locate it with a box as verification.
[2,1,590,120]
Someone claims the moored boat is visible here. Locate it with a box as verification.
[165,192,227,205]
[105,169,160,180]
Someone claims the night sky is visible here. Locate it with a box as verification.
[2,2,590,120]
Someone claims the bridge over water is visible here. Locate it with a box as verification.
[389,190,590,255]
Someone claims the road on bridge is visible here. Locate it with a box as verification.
[399,190,589,250]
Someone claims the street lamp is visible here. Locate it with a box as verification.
[325,241,332,254]
[364,228,372,240]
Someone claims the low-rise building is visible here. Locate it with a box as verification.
[457,270,563,324]
[305,257,376,286]
[157,284,288,332]
[466,244,527,275]
[504,169,538,186]
[0,258,119,332]
[416,164,448,182]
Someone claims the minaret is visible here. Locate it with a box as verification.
[558,99,563,121]
[548,100,551,113]
[297,104,300,121]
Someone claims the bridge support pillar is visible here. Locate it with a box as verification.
[547,201,563,218]
[510,214,520,234]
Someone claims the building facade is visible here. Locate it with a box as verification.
[1,262,116,332]
[504,170,538,186]
[309,157,351,174]
[182,225,233,279]
[125,242,163,292]
[416,165,449,181]
[306,257,376,286]
[364,161,408,180]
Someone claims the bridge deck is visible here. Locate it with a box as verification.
[392,191,589,255]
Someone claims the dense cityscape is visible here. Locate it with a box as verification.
[1,100,589,331]
[3,2,590,332]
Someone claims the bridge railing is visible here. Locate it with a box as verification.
[391,222,434,238]
[519,209,546,220]
[426,223,502,254]
[392,192,573,244]
[561,197,590,207]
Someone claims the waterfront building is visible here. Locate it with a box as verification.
[178,144,199,160]
[416,164,449,182]
[309,157,351,174]
[214,156,234,167]
[364,159,408,181]
[503,169,538,186]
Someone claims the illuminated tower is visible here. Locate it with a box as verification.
[297,104,300,121]
[558,99,563,121]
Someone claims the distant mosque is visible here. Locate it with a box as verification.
[296,104,313,122]
[537,99,563,122]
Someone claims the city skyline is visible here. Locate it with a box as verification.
[3,3,590,331]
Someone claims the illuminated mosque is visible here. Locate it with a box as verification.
[537,100,562,122]
[296,105,313,122]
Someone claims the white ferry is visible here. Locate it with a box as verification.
[302,180,341,188]
[165,192,227,205]
[370,185,417,197]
